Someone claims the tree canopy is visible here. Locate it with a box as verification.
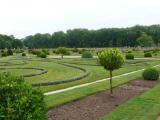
[1,24,160,49]
[23,25,160,48]
[137,32,154,47]
[0,34,23,49]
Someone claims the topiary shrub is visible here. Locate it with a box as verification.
[143,68,159,80]
[125,53,134,60]
[7,49,13,56]
[22,53,26,56]
[42,49,50,55]
[0,73,47,120]
[82,51,93,58]
[98,49,124,95]
[144,52,152,57]
[38,52,47,58]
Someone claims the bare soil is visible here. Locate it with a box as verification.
[47,79,160,120]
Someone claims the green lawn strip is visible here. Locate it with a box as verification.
[45,72,142,109]
[21,61,84,84]
[101,83,160,120]
[39,60,160,92]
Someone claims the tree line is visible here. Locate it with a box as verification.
[1,25,160,49]
[0,34,23,49]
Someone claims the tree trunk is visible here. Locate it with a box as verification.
[109,70,113,96]
[61,54,63,59]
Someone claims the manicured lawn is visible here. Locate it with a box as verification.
[45,71,143,109]
[0,56,159,93]
[40,58,160,92]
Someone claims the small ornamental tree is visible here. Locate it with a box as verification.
[0,73,47,120]
[98,49,124,96]
[57,47,67,59]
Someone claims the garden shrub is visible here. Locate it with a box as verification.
[125,53,134,60]
[82,51,93,58]
[42,49,50,55]
[144,52,152,57]
[38,52,47,58]
[7,49,13,56]
[22,53,26,56]
[143,68,159,80]
[0,73,47,120]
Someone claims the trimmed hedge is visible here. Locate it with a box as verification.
[82,51,93,58]
[143,68,159,80]
[125,53,134,60]
[37,52,47,58]
[22,53,26,56]
[0,67,48,77]
[144,52,152,57]
[0,60,27,66]
[32,63,90,86]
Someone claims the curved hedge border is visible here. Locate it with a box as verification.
[0,67,48,77]
[13,57,91,86]
[32,62,90,86]
[0,60,27,66]
[61,61,101,66]
[0,62,11,66]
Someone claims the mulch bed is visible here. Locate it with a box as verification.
[47,79,160,120]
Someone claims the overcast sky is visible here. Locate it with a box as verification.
[0,0,160,38]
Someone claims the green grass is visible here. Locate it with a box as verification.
[0,68,40,76]
[40,59,160,92]
[0,56,159,92]
[45,71,142,109]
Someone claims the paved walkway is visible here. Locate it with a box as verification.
[44,64,160,96]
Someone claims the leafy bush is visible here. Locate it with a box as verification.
[143,68,159,80]
[7,49,13,56]
[38,52,47,58]
[125,53,134,60]
[42,49,50,55]
[0,73,47,120]
[29,49,41,55]
[22,53,26,56]
[144,52,152,57]
[82,51,93,58]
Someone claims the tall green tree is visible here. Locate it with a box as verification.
[136,32,154,47]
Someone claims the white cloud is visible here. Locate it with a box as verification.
[0,0,160,38]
